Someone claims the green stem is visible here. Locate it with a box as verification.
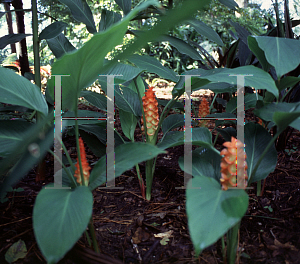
[145,159,154,201]
[209,92,218,114]
[88,217,100,253]
[227,221,241,264]
[48,149,77,186]
[257,180,262,196]
[221,236,226,263]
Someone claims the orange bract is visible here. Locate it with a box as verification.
[74,138,91,186]
[220,137,248,190]
[141,87,159,138]
[198,98,209,126]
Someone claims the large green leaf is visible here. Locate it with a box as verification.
[158,35,202,61]
[59,0,96,33]
[119,109,137,141]
[0,34,31,49]
[88,142,166,190]
[98,9,122,31]
[226,93,263,113]
[128,54,179,82]
[253,102,300,131]
[244,123,277,183]
[188,19,224,47]
[186,176,248,255]
[0,113,54,201]
[0,67,48,116]
[248,36,271,72]
[33,186,93,264]
[80,90,107,111]
[115,86,141,116]
[47,1,161,111]
[161,114,184,134]
[251,36,300,79]
[46,33,76,59]
[0,120,32,157]
[217,0,238,9]
[190,66,279,98]
[39,22,68,40]
[115,0,131,15]
[178,147,221,182]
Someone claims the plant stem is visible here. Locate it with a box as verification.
[210,92,218,113]
[88,217,100,253]
[145,159,154,200]
[227,221,241,264]
[48,149,77,186]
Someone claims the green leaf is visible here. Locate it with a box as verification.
[89,142,166,190]
[158,35,202,61]
[128,54,179,82]
[178,148,221,181]
[186,176,248,255]
[80,90,107,111]
[0,120,32,157]
[253,102,300,131]
[33,186,93,264]
[161,114,184,134]
[0,34,31,49]
[248,36,271,72]
[115,0,131,15]
[245,123,277,184]
[119,109,137,141]
[217,0,238,9]
[115,86,141,116]
[62,110,106,127]
[46,33,76,59]
[188,19,224,47]
[0,113,54,201]
[47,1,161,111]
[276,76,300,92]
[98,9,122,31]
[0,67,48,116]
[191,66,279,98]
[39,22,68,40]
[226,93,263,113]
[251,36,300,79]
[157,128,214,150]
[58,0,96,33]
[5,239,27,264]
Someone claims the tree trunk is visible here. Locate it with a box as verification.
[12,0,30,76]
[4,3,16,53]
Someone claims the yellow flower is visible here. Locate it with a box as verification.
[74,138,91,186]
[220,137,248,190]
[141,87,159,140]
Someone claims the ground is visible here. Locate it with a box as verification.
[0,86,300,264]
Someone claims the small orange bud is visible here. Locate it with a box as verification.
[220,137,248,190]
[141,87,159,139]
[74,138,91,186]
[198,98,209,127]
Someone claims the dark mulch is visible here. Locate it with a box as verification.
[1,99,300,264]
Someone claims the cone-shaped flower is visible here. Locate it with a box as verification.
[141,86,159,141]
[74,138,91,186]
[198,98,210,126]
[220,137,248,190]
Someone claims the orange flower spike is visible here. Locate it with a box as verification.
[198,98,210,127]
[74,138,91,186]
[220,137,248,190]
[141,87,159,141]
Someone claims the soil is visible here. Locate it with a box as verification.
[1,86,300,264]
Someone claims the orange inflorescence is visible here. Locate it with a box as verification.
[141,87,159,138]
[74,138,91,186]
[220,137,248,190]
[198,98,210,126]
